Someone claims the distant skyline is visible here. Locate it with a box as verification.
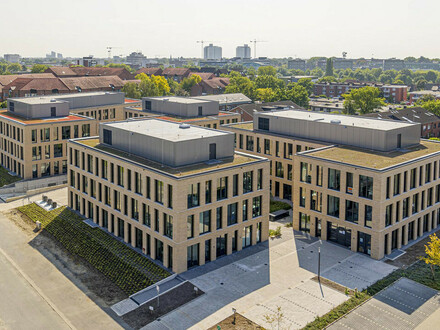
[3,0,440,59]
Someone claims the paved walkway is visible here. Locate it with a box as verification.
[0,188,122,330]
[142,224,396,330]
[328,278,440,330]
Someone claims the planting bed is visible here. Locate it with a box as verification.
[18,203,170,296]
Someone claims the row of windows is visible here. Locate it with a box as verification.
[300,163,374,200]
[31,124,91,143]
[32,143,64,161]
[1,154,23,177]
[76,108,116,121]
[0,139,23,160]
[33,160,67,178]
[236,134,314,158]
[0,122,23,142]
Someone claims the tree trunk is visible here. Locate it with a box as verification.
[430,264,435,280]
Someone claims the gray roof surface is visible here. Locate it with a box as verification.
[193,93,251,105]
[103,118,230,142]
[9,91,122,105]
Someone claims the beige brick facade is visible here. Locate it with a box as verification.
[67,138,270,273]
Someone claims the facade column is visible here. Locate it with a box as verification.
[402,225,408,246]
[386,233,392,255]
[397,227,402,249]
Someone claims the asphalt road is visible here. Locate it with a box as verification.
[0,250,71,330]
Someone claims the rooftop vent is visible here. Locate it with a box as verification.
[50,99,56,102]
[330,119,341,124]
[179,123,190,129]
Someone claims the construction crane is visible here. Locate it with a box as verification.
[250,39,268,59]
[196,40,212,58]
[106,46,121,59]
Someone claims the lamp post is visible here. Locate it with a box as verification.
[232,307,237,325]
[318,247,321,282]
[156,285,160,308]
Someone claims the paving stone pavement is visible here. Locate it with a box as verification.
[140,228,396,330]
[328,278,440,330]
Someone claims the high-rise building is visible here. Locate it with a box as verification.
[68,118,270,273]
[126,52,147,68]
[204,44,222,60]
[236,44,251,59]
[4,54,20,63]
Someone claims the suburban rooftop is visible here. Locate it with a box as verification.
[145,96,213,104]
[260,110,417,131]
[301,139,440,170]
[102,118,231,142]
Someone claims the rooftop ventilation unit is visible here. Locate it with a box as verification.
[330,119,341,124]
[50,99,56,102]
[179,123,190,129]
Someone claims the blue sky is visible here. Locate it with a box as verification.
[4,0,439,59]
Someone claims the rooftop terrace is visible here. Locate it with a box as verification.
[0,110,90,125]
[75,138,263,177]
[303,140,440,170]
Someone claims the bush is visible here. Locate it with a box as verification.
[269,226,282,238]
[270,200,292,213]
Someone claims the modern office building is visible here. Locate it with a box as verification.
[225,110,440,259]
[124,96,240,129]
[4,54,20,63]
[287,59,306,71]
[0,96,97,179]
[236,44,251,59]
[68,118,270,273]
[204,44,222,61]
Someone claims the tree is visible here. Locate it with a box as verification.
[180,74,202,93]
[151,75,171,95]
[342,100,356,115]
[318,76,337,83]
[7,63,22,73]
[31,64,48,73]
[342,86,385,114]
[297,78,314,95]
[325,58,334,77]
[264,306,285,330]
[0,101,7,109]
[420,100,440,116]
[288,84,309,108]
[258,66,277,76]
[420,234,440,280]
[256,88,277,102]
[426,71,438,83]
[225,75,256,99]
[255,75,285,90]
[121,82,141,99]
[105,63,133,73]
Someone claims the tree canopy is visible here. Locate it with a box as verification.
[342,86,385,114]
[31,64,48,73]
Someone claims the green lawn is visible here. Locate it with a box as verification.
[0,166,21,187]
[18,203,170,295]
[303,261,440,329]
[270,200,292,213]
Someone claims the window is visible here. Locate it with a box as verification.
[252,196,262,218]
[143,204,151,227]
[31,129,37,143]
[32,146,41,160]
[135,172,142,194]
[216,207,223,229]
[258,117,269,130]
[299,187,306,207]
[242,225,252,248]
[328,169,340,191]
[62,126,71,139]
[345,200,359,223]
[264,139,271,155]
[205,180,212,203]
[365,205,372,228]
[243,171,253,193]
[393,174,401,196]
[385,204,393,227]
[346,172,353,194]
[168,184,173,209]
[246,136,254,151]
[187,183,200,208]
[242,200,248,221]
[327,195,340,218]
[410,168,417,189]
[82,124,90,137]
[155,180,164,204]
[227,202,238,225]
[403,197,409,219]
[257,169,263,190]
[426,163,432,183]
[239,134,243,149]
[199,210,211,234]
[103,129,112,145]
[299,212,310,232]
[316,165,323,186]
[275,162,284,178]
[131,198,139,220]
[164,214,173,238]
[187,215,194,239]
[217,177,228,200]
[300,162,311,183]
[412,193,419,214]
[359,175,373,199]
[310,190,322,212]
[117,166,124,186]
[101,160,108,179]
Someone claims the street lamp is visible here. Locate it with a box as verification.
[156,285,160,308]
[232,307,237,325]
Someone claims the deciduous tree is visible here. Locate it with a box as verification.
[420,234,440,280]
[342,86,385,114]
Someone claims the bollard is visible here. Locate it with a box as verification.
[36,221,41,231]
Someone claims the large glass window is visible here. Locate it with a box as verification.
[275,162,284,178]
[205,180,212,203]
[393,174,401,196]
[385,204,393,227]
[310,190,322,212]
[243,171,253,193]
[242,200,248,221]
[365,205,372,228]
[346,172,353,194]
[345,200,359,223]
[300,162,311,183]
[242,225,252,248]
[328,169,340,191]
[187,244,199,269]
[252,196,262,218]
[187,215,194,239]
[217,177,228,201]
[199,210,211,234]
[155,180,164,204]
[299,212,310,232]
[327,195,340,218]
[164,214,173,239]
[359,175,373,199]
[227,202,238,225]
[187,183,200,208]
[216,207,223,229]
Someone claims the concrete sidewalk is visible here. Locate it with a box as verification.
[0,200,122,330]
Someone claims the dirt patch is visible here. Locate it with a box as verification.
[208,313,263,330]
[3,209,127,306]
[386,229,440,268]
[311,276,354,296]
[122,281,204,329]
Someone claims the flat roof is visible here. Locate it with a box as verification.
[302,140,440,170]
[193,93,251,104]
[125,107,238,122]
[261,110,417,131]
[75,138,263,177]
[103,119,230,142]
[146,96,212,104]
[0,109,90,125]
[9,91,123,105]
